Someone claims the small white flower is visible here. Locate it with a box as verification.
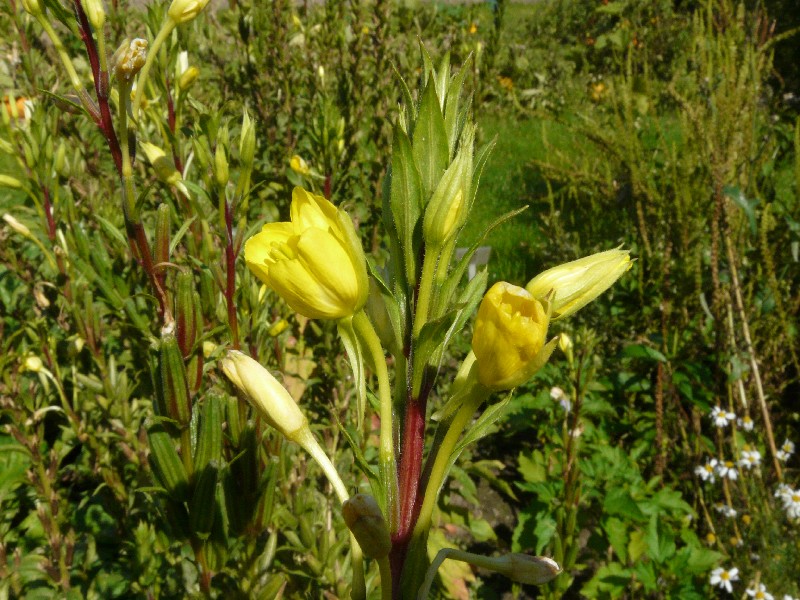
[783,490,800,520]
[716,460,739,481]
[777,439,795,462]
[783,595,799,600]
[710,406,736,428]
[746,583,774,600]
[710,566,739,593]
[695,458,718,483]
[737,415,754,431]
[738,447,762,469]
[550,386,571,413]
[714,503,737,518]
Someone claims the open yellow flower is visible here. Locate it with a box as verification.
[471,282,556,391]
[525,248,631,320]
[245,187,369,320]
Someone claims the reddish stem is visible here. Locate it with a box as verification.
[224,199,240,348]
[73,0,122,174]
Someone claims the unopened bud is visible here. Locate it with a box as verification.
[0,175,23,190]
[167,0,211,25]
[153,204,171,272]
[20,0,42,16]
[423,126,473,248]
[113,38,148,82]
[342,494,391,559]
[526,248,632,320]
[175,271,199,358]
[495,554,561,585]
[3,214,32,237]
[158,332,191,425]
[140,141,188,196]
[54,141,68,177]
[558,333,573,363]
[239,110,256,166]
[268,319,288,337]
[289,154,309,176]
[178,66,199,91]
[23,355,44,373]
[202,341,217,359]
[214,143,229,187]
[221,350,308,442]
[83,0,106,29]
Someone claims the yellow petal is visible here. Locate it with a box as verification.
[244,222,294,284]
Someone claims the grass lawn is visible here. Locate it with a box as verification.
[461,112,574,284]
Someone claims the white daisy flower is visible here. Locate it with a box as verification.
[782,490,800,520]
[783,595,799,600]
[777,439,795,462]
[737,415,754,431]
[714,503,737,518]
[716,460,739,481]
[746,583,774,600]
[710,566,739,593]
[775,483,794,502]
[738,447,762,469]
[695,458,718,483]
[710,406,736,428]
[550,386,571,413]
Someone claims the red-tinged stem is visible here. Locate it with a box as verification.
[73,0,122,174]
[165,79,184,174]
[224,199,240,349]
[389,382,432,597]
[324,174,332,199]
[42,186,56,241]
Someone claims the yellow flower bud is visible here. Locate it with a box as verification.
[342,494,391,559]
[525,248,632,320]
[139,141,188,195]
[471,282,556,390]
[178,66,199,91]
[202,341,217,359]
[23,355,44,372]
[20,0,42,16]
[83,0,105,29]
[244,187,369,320]
[268,319,289,337]
[167,0,210,25]
[221,350,308,441]
[3,214,32,237]
[113,38,148,82]
[239,110,256,167]
[289,154,310,176]
[0,175,24,189]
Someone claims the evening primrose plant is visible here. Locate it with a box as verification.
[223,50,631,598]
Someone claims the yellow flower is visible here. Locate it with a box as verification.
[245,187,369,320]
[525,248,631,320]
[471,282,556,390]
[221,350,307,441]
[468,22,478,34]
[289,154,310,176]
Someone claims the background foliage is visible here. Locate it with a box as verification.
[2,0,798,597]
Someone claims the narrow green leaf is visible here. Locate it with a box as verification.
[412,80,449,202]
[390,126,423,287]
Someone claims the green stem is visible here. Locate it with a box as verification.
[413,245,440,337]
[352,310,398,531]
[411,380,486,545]
[378,555,392,600]
[293,427,366,600]
[36,17,82,90]
[131,19,176,120]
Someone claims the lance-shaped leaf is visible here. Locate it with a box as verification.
[337,317,367,429]
[412,80,449,202]
[389,125,424,287]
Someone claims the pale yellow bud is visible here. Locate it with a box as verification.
[494,554,561,585]
[20,0,42,16]
[268,319,288,337]
[221,350,308,441]
[239,110,256,167]
[289,154,310,176]
[0,175,24,190]
[23,355,44,372]
[178,66,199,91]
[3,213,32,237]
[167,0,211,25]
[526,248,632,320]
[83,0,105,29]
[139,141,186,193]
[202,341,217,359]
[342,494,391,559]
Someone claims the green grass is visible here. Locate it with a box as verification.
[461,113,574,285]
